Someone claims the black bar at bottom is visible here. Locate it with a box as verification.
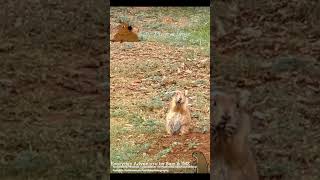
[111,173,210,180]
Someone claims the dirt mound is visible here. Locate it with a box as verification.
[148,132,210,164]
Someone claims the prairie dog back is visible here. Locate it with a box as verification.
[111,22,139,42]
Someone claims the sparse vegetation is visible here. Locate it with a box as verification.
[110,7,210,173]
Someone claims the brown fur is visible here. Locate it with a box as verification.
[212,90,259,180]
[111,23,139,43]
[192,151,209,173]
[165,90,191,135]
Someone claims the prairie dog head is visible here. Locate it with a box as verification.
[115,22,139,33]
[192,151,205,159]
[115,23,130,32]
[213,90,250,126]
[170,90,189,111]
[175,90,187,103]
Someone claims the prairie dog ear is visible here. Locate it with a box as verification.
[169,90,178,98]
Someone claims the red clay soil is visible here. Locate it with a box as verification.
[148,132,210,165]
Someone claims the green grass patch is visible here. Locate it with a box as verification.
[187,141,199,150]
[136,7,210,54]
[111,141,151,163]
[138,96,164,111]
[128,114,164,134]
[110,106,129,118]
[156,142,180,160]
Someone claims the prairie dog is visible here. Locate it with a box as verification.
[111,22,139,43]
[166,90,191,135]
[192,151,209,173]
[212,90,259,180]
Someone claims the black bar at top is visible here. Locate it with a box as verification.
[110,0,210,7]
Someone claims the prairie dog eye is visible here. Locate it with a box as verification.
[236,102,240,108]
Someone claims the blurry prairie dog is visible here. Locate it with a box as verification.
[192,151,209,173]
[111,22,139,43]
[212,90,259,180]
[166,90,191,135]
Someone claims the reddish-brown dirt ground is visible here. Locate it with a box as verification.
[148,132,210,164]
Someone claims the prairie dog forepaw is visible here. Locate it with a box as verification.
[217,123,226,129]
[225,123,237,137]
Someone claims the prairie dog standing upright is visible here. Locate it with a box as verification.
[212,90,259,180]
[166,90,192,135]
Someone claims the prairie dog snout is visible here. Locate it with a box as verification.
[175,91,185,105]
